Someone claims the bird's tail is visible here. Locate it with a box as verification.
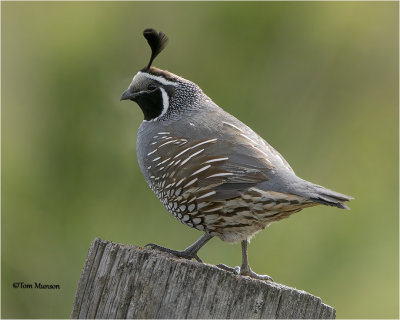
[292,178,353,210]
[308,183,353,209]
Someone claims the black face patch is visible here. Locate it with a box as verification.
[135,88,165,121]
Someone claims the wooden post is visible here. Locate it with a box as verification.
[71,238,336,319]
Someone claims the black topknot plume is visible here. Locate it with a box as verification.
[143,28,168,70]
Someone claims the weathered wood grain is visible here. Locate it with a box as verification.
[71,238,336,319]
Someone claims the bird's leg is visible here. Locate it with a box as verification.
[216,241,273,281]
[239,240,273,281]
[145,233,213,263]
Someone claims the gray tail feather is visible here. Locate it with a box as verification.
[308,183,354,210]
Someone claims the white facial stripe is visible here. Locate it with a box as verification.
[158,87,169,119]
[139,72,178,87]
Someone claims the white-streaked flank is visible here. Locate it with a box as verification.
[196,190,216,200]
[190,138,217,149]
[173,146,192,159]
[156,157,171,166]
[206,172,234,178]
[203,157,229,164]
[190,165,211,177]
[188,197,197,203]
[203,206,223,213]
[174,139,216,160]
[222,121,245,133]
[183,178,198,188]
[147,149,157,156]
[240,133,258,145]
[158,140,177,148]
[180,149,204,166]
[175,178,185,187]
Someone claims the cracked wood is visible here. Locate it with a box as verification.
[71,238,336,319]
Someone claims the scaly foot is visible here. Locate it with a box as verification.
[145,243,203,262]
[216,263,273,282]
[240,266,273,281]
[216,263,240,274]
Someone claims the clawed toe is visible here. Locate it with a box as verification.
[240,268,273,282]
[216,264,240,274]
[145,243,174,253]
[144,243,203,262]
[216,264,273,282]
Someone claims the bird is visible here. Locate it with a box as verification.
[120,28,353,281]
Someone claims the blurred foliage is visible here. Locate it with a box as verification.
[1,1,398,318]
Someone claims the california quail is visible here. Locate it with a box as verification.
[120,28,353,281]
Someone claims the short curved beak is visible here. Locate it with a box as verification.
[120,89,139,101]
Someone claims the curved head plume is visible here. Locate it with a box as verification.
[143,28,168,70]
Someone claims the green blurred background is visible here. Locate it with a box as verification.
[2,1,398,318]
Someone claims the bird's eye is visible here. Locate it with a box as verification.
[147,84,157,91]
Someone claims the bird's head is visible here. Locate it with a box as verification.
[121,29,204,122]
